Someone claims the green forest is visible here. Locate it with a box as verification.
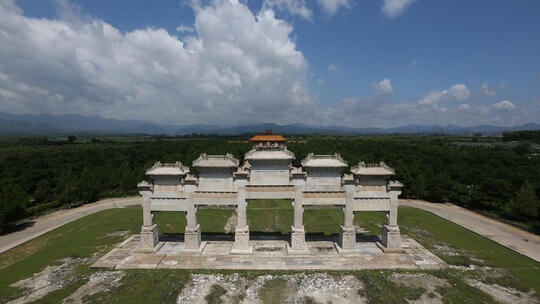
[1,132,539,233]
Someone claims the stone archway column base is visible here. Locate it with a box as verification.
[288,225,309,254]
[339,225,356,250]
[137,224,163,253]
[231,225,253,254]
[185,224,202,250]
[379,225,402,252]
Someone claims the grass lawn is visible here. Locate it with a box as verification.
[248,200,293,234]
[0,203,538,303]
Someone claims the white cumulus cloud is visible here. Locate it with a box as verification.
[382,0,417,18]
[493,100,516,110]
[261,0,313,21]
[176,24,194,33]
[477,82,508,97]
[371,78,394,96]
[0,0,314,125]
[316,0,350,15]
[418,84,470,105]
[480,83,497,96]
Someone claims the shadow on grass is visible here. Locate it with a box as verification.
[0,221,36,236]
[159,231,381,243]
[356,234,381,243]
[531,222,540,235]
[160,233,185,242]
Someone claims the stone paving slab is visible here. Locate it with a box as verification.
[92,234,447,271]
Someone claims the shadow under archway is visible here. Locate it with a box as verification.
[159,231,380,244]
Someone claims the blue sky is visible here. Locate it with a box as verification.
[1,0,539,127]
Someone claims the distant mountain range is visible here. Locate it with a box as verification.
[1,112,539,136]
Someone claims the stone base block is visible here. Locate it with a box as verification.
[185,224,202,250]
[286,243,309,255]
[137,224,162,253]
[182,241,207,253]
[381,225,401,250]
[289,225,308,252]
[136,243,164,253]
[334,243,356,254]
[376,242,405,253]
[231,225,253,254]
[339,225,356,250]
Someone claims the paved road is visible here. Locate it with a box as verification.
[400,199,540,262]
[0,197,142,254]
[1,197,539,263]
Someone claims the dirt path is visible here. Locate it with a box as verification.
[0,197,141,254]
[400,199,540,262]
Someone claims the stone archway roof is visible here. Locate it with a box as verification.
[301,153,348,167]
[146,161,189,175]
[351,161,395,176]
[192,153,239,168]
[244,146,295,160]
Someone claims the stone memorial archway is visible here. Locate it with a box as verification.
[137,131,403,255]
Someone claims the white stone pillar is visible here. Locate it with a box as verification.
[382,189,401,250]
[186,206,198,227]
[293,199,303,228]
[339,183,356,250]
[232,183,252,254]
[388,202,398,226]
[184,203,201,250]
[138,192,160,252]
[290,185,308,252]
[142,195,153,227]
[237,197,247,228]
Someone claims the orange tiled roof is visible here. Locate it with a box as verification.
[249,134,287,141]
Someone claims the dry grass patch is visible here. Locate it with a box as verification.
[0,232,60,270]
[259,278,294,304]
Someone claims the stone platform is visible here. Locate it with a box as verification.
[91,235,446,270]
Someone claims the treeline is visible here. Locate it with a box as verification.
[0,139,249,229]
[289,138,540,228]
[1,136,539,232]
[503,130,540,142]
